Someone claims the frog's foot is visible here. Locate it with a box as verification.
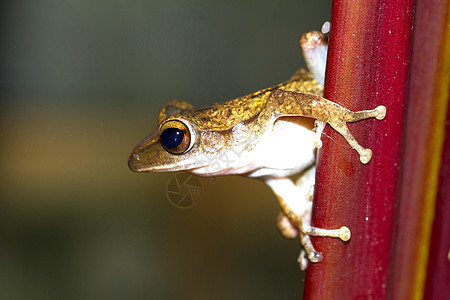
[276,212,323,270]
[300,232,323,263]
[302,225,351,241]
[376,105,387,120]
[313,121,325,149]
[297,249,308,271]
[298,183,351,268]
[276,212,299,239]
[329,105,387,164]
[267,88,387,164]
[297,225,351,269]
[343,105,387,122]
[266,175,351,269]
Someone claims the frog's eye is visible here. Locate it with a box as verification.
[159,120,193,154]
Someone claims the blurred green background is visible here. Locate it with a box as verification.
[0,1,330,299]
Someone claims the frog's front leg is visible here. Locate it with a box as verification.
[277,210,318,270]
[265,167,350,269]
[263,90,387,164]
[299,30,328,87]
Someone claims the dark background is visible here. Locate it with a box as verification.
[0,1,330,299]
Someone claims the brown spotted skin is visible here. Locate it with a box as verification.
[160,69,323,131]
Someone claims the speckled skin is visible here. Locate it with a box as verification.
[162,69,322,132]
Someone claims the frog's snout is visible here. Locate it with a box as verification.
[128,152,142,172]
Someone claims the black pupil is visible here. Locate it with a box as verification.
[160,128,184,149]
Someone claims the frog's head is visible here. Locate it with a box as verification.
[128,100,233,174]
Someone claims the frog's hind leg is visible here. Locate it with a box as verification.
[266,168,352,270]
[276,211,318,270]
[300,31,328,87]
[329,105,386,164]
[297,183,350,264]
[300,233,322,262]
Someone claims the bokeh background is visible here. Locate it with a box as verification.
[0,1,330,299]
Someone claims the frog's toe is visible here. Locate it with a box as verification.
[297,250,308,271]
[359,149,373,164]
[339,226,351,241]
[313,138,323,149]
[307,250,323,263]
[375,105,387,120]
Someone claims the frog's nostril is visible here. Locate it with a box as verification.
[128,152,141,172]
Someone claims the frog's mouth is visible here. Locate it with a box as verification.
[128,150,209,173]
[128,129,160,172]
[128,129,215,173]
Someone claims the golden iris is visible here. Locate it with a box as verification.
[159,120,191,154]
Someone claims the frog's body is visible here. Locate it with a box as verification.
[129,68,322,176]
[128,31,386,269]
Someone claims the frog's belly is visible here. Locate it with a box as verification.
[247,118,316,178]
[188,118,316,178]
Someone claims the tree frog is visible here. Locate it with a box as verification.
[128,30,386,270]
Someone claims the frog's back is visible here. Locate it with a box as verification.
[185,69,322,131]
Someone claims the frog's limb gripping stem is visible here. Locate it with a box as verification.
[296,227,350,269]
[277,213,329,268]
[303,187,351,242]
[298,183,351,266]
[300,233,323,262]
[302,225,351,241]
[267,89,387,164]
[329,121,373,164]
[277,213,350,257]
[329,105,386,164]
[266,174,351,270]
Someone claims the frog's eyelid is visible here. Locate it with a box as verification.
[158,100,194,124]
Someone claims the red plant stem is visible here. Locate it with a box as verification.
[303,1,413,299]
[424,105,450,300]
[392,0,450,299]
